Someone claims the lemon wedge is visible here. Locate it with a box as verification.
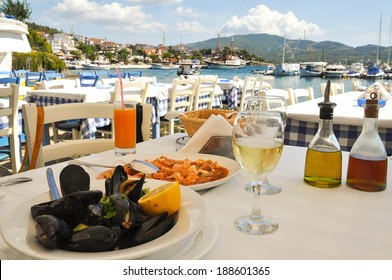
[138,181,181,217]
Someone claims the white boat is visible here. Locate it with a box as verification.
[205,55,245,69]
[343,62,366,78]
[177,59,201,77]
[251,65,275,75]
[0,15,31,71]
[274,37,300,76]
[82,62,110,70]
[299,62,327,77]
[323,64,347,78]
[151,63,179,70]
[275,63,300,76]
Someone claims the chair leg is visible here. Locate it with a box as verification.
[51,123,60,143]
[71,128,80,140]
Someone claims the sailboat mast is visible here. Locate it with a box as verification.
[377,12,382,64]
[282,36,286,64]
[388,16,392,65]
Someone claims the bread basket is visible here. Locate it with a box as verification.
[179,109,236,136]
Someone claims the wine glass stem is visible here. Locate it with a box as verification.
[250,181,263,220]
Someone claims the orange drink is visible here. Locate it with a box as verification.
[114,101,136,155]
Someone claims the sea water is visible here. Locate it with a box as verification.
[74,65,379,98]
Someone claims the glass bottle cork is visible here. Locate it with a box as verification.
[304,80,342,187]
[346,94,388,192]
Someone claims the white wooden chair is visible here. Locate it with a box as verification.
[193,76,218,110]
[321,82,345,96]
[35,79,80,90]
[163,78,197,135]
[257,75,275,91]
[259,88,293,106]
[112,80,150,104]
[239,76,257,110]
[287,87,315,104]
[22,103,114,169]
[0,84,21,174]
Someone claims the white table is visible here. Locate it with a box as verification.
[1,133,391,259]
[286,91,392,154]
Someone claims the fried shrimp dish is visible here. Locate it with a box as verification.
[96,156,229,186]
[146,156,229,186]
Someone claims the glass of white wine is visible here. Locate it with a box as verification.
[242,95,287,195]
[232,110,284,234]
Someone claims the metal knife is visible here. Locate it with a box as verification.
[0,177,33,187]
[46,168,61,200]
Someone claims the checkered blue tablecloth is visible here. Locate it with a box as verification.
[27,95,110,139]
[26,90,224,140]
[285,118,392,155]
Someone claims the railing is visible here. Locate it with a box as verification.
[0,17,29,34]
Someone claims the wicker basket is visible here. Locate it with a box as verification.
[179,109,237,136]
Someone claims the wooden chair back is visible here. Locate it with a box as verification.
[22,103,114,168]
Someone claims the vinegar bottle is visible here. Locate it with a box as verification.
[346,96,388,192]
[304,80,342,187]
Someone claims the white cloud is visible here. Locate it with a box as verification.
[175,7,193,16]
[47,0,165,33]
[176,21,204,33]
[126,0,182,4]
[219,5,324,39]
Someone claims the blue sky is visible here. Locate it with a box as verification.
[26,0,392,47]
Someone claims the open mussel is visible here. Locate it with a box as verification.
[119,174,146,203]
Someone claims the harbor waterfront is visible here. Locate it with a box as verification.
[69,65,380,99]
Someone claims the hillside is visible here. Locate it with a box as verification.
[184,33,390,65]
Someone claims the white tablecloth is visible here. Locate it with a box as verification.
[1,133,391,260]
[287,91,392,128]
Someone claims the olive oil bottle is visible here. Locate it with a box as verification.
[304,80,342,187]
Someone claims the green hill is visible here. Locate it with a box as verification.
[185,33,390,65]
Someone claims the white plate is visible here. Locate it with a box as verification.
[102,153,240,192]
[140,216,217,260]
[1,182,206,260]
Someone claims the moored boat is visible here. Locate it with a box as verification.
[323,64,347,78]
[275,63,300,76]
[363,64,384,79]
[82,62,110,70]
[299,62,327,77]
[343,62,366,78]
[151,62,179,70]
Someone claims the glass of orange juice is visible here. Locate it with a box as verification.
[114,101,136,155]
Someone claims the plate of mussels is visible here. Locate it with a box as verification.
[1,165,206,260]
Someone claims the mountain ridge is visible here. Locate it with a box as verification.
[184,33,391,65]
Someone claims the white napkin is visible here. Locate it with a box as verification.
[179,114,233,153]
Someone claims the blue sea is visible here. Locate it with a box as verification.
[76,65,380,98]
[134,65,381,98]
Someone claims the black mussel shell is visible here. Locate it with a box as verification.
[71,190,103,208]
[35,215,72,249]
[110,165,128,194]
[59,164,90,196]
[133,212,168,238]
[83,203,105,226]
[61,225,118,252]
[49,195,85,229]
[31,200,56,219]
[120,174,146,203]
[133,212,177,246]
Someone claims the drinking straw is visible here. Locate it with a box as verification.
[115,67,125,109]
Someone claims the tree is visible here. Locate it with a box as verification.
[0,0,32,21]
[27,28,52,52]
[118,48,130,64]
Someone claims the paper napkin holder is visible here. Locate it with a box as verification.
[199,136,235,160]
